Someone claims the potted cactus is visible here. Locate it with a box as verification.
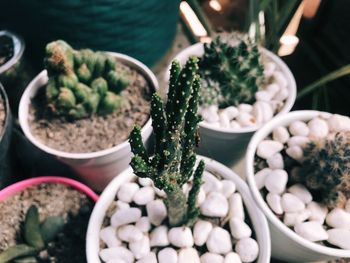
[19,40,158,190]
[0,176,98,262]
[170,35,296,165]
[86,57,271,263]
[246,110,350,262]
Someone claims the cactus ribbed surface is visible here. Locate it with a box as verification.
[129,57,205,227]
[44,40,128,120]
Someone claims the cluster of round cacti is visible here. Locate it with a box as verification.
[199,36,265,108]
[44,40,129,119]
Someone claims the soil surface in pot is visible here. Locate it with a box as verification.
[0,96,5,133]
[0,183,94,262]
[0,35,14,67]
[28,63,152,153]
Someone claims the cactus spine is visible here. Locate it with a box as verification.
[129,57,204,227]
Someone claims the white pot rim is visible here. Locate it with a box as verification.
[169,42,296,135]
[246,110,350,258]
[18,52,158,160]
[86,155,271,263]
[0,30,25,74]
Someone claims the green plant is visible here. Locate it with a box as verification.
[44,40,129,120]
[0,205,65,263]
[128,57,205,227]
[291,132,350,208]
[199,36,264,107]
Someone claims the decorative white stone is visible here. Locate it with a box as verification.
[200,192,228,217]
[168,227,194,248]
[200,253,224,263]
[129,235,150,259]
[115,200,130,210]
[235,238,259,263]
[228,193,245,220]
[288,184,312,204]
[327,229,350,249]
[138,177,153,187]
[100,226,121,248]
[206,227,232,254]
[224,252,242,263]
[146,199,167,226]
[294,221,328,242]
[136,252,157,263]
[327,114,350,132]
[99,247,134,263]
[231,120,241,129]
[282,193,305,213]
[182,183,191,196]
[253,101,273,124]
[266,83,280,96]
[153,186,166,198]
[193,220,213,246]
[117,225,143,243]
[257,140,283,159]
[286,146,303,161]
[265,169,288,194]
[222,106,239,120]
[272,126,290,144]
[106,259,127,263]
[273,71,288,89]
[326,208,350,229]
[117,183,139,203]
[221,180,236,198]
[178,248,200,263]
[133,186,155,206]
[201,106,220,123]
[111,207,142,228]
[254,168,271,190]
[308,118,329,138]
[266,193,283,215]
[237,112,255,127]
[287,136,310,148]
[150,226,169,247]
[266,153,284,169]
[229,218,252,239]
[197,187,206,205]
[219,111,231,128]
[264,62,276,78]
[306,202,328,224]
[273,86,289,101]
[346,199,350,213]
[255,90,273,101]
[289,121,309,137]
[135,217,151,233]
[238,103,253,113]
[269,100,284,112]
[158,248,178,263]
[202,171,222,193]
[283,210,311,227]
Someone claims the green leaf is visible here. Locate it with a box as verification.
[24,206,45,250]
[0,245,36,263]
[14,256,38,263]
[40,216,65,243]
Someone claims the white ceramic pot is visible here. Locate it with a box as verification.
[168,43,296,166]
[246,110,350,262]
[86,155,271,262]
[18,53,158,191]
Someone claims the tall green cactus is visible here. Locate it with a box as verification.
[129,57,205,227]
[44,40,128,120]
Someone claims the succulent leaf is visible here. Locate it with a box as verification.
[0,245,36,263]
[24,206,44,250]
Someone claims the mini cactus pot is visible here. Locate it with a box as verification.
[169,42,296,166]
[86,156,271,263]
[19,52,158,191]
[246,110,350,262]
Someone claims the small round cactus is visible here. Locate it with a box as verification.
[44,40,129,120]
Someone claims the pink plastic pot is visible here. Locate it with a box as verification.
[0,176,99,202]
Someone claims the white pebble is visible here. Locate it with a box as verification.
[283,210,311,227]
[326,208,350,229]
[158,248,178,263]
[238,103,253,113]
[257,140,283,159]
[264,62,276,78]
[235,238,259,263]
[206,227,232,254]
[273,86,289,101]
[221,180,236,198]
[222,106,239,120]
[269,100,284,112]
[133,186,155,205]
[273,71,287,89]
[266,83,280,96]
[115,200,130,210]
[153,186,166,198]
[255,90,273,101]
[327,114,350,132]
[224,252,242,263]
[202,171,222,193]
[231,120,241,129]
[197,187,206,205]
[219,111,231,128]
[286,146,303,161]
[146,199,167,226]
[200,192,229,217]
[265,169,288,194]
[193,220,213,246]
[135,217,151,233]
[200,253,224,263]
[253,101,273,124]
[289,121,309,136]
[178,248,200,263]
[129,235,150,259]
[288,184,312,204]
[287,136,310,148]
[168,227,194,248]
[294,221,328,242]
[236,112,256,127]
[254,168,271,190]
[136,252,157,263]
[100,247,134,263]
[229,218,252,239]
[266,193,283,215]
[282,193,305,213]
[201,106,219,123]
[150,226,169,247]
[228,193,245,220]
[111,207,142,228]
[138,177,153,186]
[100,226,121,248]
[308,118,329,138]
[106,259,126,263]
[327,229,350,249]
[307,202,328,224]
[266,153,284,169]
[272,126,290,144]
[118,225,143,243]
[117,183,140,203]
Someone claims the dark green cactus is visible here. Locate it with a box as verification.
[199,36,265,107]
[291,132,350,208]
[0,205,65,263]
[129,57,205,227]
[44,40,129,120]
